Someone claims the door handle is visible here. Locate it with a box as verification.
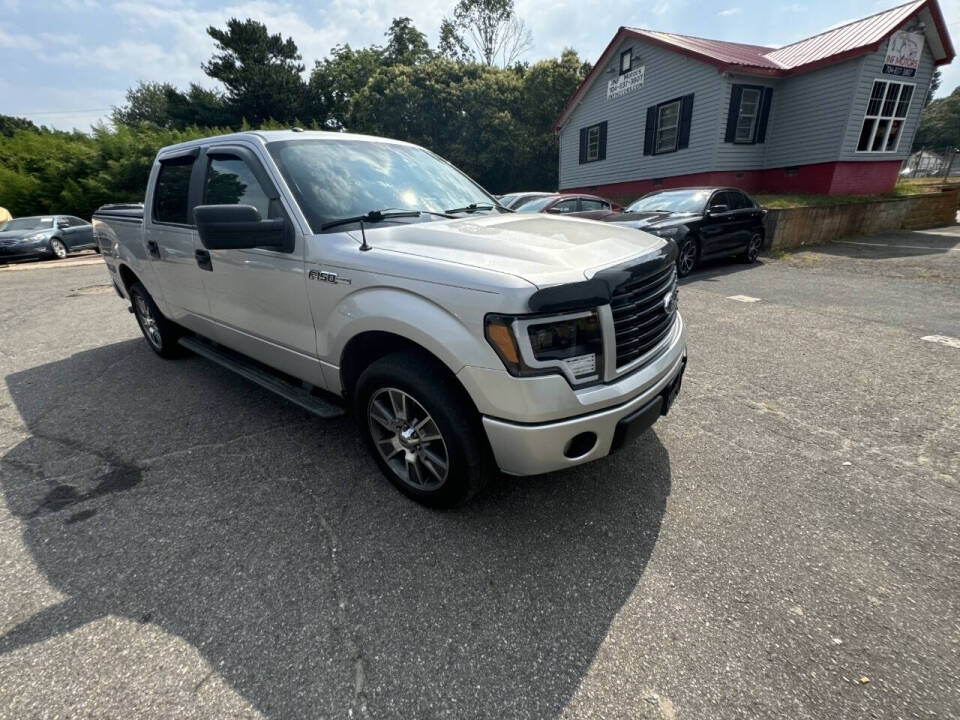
[146,240,161,258]
[195,249,213,271]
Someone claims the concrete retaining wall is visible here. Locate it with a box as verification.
[764,188,959,250]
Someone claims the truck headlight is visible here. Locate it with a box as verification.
[485,310,604,386]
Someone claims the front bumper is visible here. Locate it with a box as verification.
[0,239,50,260]
[482,350,686,476]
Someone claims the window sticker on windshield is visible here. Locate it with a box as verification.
[41,217,54,221]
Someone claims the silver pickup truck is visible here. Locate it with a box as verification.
[93,130,686,505]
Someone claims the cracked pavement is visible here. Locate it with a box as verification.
[0,228,958,719]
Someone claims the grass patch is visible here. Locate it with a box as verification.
[754,193,874,209]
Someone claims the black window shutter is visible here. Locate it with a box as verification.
[678,94,694,150]
[756,87,773,144]
[598,121,608,161]
[725,85,744,143]
[643,106,656,155]
[579,127,587,164]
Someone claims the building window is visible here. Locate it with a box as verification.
[857,80,914,153]
[644,95,694,156]
[725,85,773,145]
[735,88,762,142]
[656,100,681,153]
[578,121,607,164]
[620,49,632,75]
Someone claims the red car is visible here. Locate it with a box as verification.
[515,193,621,219]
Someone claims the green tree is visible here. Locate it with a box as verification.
[383,17,432,66]
[0,115,39,137]
[915,85,960,149]
[203,18,308,126]
[309,44,385,129]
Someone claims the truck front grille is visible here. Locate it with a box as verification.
[610,264,677,369]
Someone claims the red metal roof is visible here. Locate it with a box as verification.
[555,0,955,130]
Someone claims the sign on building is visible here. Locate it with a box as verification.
[607,66,645,100]
[883,30,923,77]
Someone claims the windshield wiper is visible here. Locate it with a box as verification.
[444,203,495,214]
[320,209,420,231]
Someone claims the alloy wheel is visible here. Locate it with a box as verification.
[747,234,762,262]
[134,293,163,350]
[367,387,449,491]
[51,239,67,259]
[678,239,696,275]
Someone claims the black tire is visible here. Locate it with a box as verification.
[741,232,762,264]
[129,281,185,359]
[354,350,489,506]
[676,236,698,278]
[49,237,68,260]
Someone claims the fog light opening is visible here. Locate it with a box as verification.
[564,431,597,459]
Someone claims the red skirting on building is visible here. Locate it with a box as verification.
[563,160,903,198]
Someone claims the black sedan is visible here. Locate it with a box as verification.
[0,215,97,261]
[602,188,766,277]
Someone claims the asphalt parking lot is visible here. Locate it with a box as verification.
[0,228,958,719]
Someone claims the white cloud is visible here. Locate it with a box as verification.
[718,7,742,16]
[0,27,39,49]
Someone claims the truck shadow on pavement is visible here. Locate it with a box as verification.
[0,339,672,719]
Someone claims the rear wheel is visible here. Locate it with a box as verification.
[741,233,762,264]
[49,238,68,259]
[355,350,488,506]
[676,236,698,278]
[129,281,185,358]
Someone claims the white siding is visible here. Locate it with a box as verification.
[558,38,725,189]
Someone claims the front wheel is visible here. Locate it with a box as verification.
[676,236,698,278]
[741,233,762,264]
[355,350,489,506]
[129,281,185,358]
[49,238,68,259]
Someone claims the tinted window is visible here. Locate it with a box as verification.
[67,216,89,227]
[580,199,608,211]
[554,199,579,213]
[516,196,559,213]
[709,192,733,211]
[154,158,194,225]
[726,191,753,210]
[204,156,271,218]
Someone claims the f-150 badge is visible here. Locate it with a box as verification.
[309,269,352,285]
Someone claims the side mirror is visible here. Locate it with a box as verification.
[707,204,729,216]
[545,207,562,214]
[194,204,287,250]
[57,220,69,229]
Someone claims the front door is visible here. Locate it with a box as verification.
[700,191,738,257]
[192,144,320,383]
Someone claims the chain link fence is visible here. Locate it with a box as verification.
[900,147,960,179]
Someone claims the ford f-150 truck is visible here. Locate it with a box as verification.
[93,130,686,505]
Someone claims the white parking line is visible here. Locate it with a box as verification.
[921,335,960,349]
[836,240,958,251]
[726,295,761,303]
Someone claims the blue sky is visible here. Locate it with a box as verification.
[1,0,957,131]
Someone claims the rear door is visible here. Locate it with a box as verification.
[144,150,211,322]
[728,191,764,251]
[192,144,317,376]
[64,216,94,248]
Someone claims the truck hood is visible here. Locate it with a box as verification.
[366,214,666,288]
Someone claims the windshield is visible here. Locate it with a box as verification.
[627,190,710,214]
[3,216,54,231]
[267,139,500,232]
[516,196,558,213]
